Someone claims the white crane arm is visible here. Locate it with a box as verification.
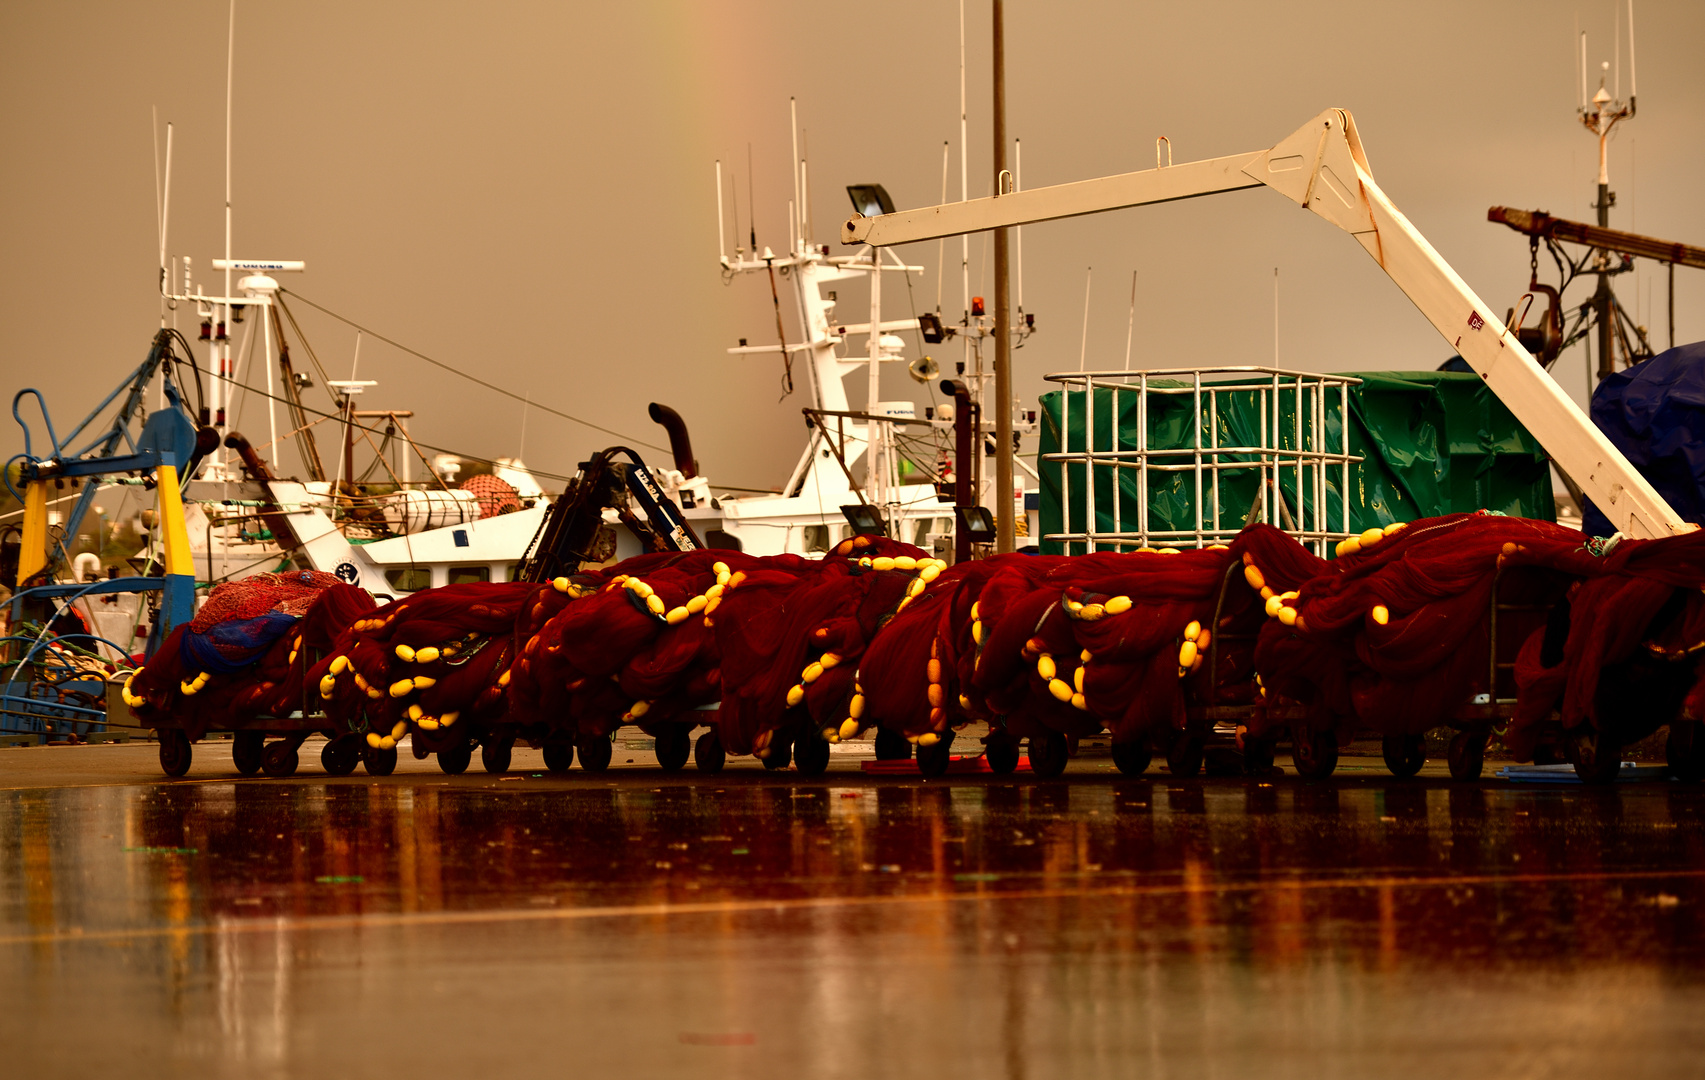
[843,109,1690,539]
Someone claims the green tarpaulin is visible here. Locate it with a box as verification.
[1037,371,1554,555]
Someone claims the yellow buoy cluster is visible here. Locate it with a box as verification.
[1335,521,1407,559]
[1244,553,1303,628]
[178,670,211,696]
[874,555,947,614]
[120,673,145,709]
[1177,619,1210,678]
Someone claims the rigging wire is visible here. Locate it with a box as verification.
[278,289,667,452]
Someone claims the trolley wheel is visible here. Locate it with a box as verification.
[1381,733,1427,778]
[1028,730,1069,779]
[916,732,955,778]
[761,732,793,771]
[437,741,472,775]
[693,729,726,773]
[577,733,613,773]
[794,732,832,776]
[1112,737,1153,776]
[1242,735,1276,776]
[362,744,398,777]
[1568,728,1621,785]
[321,735,361,776]
[1447,730,1486,782]
[542,740,574,773]
[481,736,513,775]
[654,724,692,772]
[984,730,1022,774]
[1290,728,1339,780]
[873,728,912,761]
[1165,733,1204,778]
[158,729,192,777]
[1668,720,1705,783]
[261,739,300,778]
[232,730,265,776]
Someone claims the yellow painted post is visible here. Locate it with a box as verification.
[16,480,48,586]
[155,464,195,578]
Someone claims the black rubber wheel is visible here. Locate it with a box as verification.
[321,735,360,776]
[1381,733,1427,778]
[761,732,793,770]
[437,742,472,775]
[1447,730,1486,782]
[481,736,513,775]
[1112,737,1153,776]
[873,728,913,761]
[261,739,299,778]
[1667,721,1705,783]
[362,744,398,777]
[1290,728,1339,780]
[916,732,955,778]
[794,732,832,776]
[1165,733,1204,778]
[984,730,1022,774]
[542,741,574,773]
[232,730,265,776]
[1028,730,1069,779]
[1242,736,1276,775]
[1569,728,1621,785]
[693,729,726,773]
[654,724,692,772]
[158,729,192,777]
[577,733,613,772]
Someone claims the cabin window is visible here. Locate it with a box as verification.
[448,565,490,585]
[802,524,830,554]
[385,567,431,593]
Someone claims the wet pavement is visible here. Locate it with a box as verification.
[3,741,1704,1078]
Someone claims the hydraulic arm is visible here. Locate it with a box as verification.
[843,109,1692,541]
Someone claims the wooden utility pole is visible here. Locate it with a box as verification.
[991,0,1015,553]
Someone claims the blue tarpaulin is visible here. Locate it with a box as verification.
[1585,342,1705,537]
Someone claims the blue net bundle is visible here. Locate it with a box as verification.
[124,571,356,739]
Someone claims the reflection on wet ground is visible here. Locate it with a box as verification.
[4,764,1704,1077]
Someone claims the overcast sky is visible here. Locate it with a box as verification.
[4,0,1702,494]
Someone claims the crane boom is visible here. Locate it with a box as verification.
[843,109,1691,540]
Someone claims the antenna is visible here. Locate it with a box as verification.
[801,128,813,246]
[1077,266,1092,372]
[1015,137,1024,314]
[1273,267,1280,367]
[714,159,727,264]
[935,141,948,312]
[746,143,756,253]
[1123,270,1136,371]
[1579,28,1588,113]
[1628,0,1638,112]
[790,97,801,253]
[1615,3,1620,101]
[729,164,741,257]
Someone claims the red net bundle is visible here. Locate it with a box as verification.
[712,537,927,758]
[859,547,1248,752]
[1247,514,1580,745]
[510,552,760,745]
[308,582,532,750]
[1506,528,1705,761]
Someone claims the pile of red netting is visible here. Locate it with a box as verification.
[124,512,1705,780]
